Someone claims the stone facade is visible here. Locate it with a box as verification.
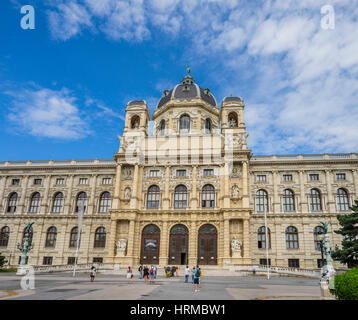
[0,73,357,269]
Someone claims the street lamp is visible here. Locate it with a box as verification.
[264,200,270,280]
[317,233,325,268]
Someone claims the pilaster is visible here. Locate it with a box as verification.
[162,166,170,209]
[159,220,169,266]
[112,164,122,209]
[64,175,74,214]
[299,170,308,212]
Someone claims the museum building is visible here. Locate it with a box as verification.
[0,72,357,269]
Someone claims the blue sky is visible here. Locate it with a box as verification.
[1,0,357,161]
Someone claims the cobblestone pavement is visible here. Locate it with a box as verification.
[0,272,322,300]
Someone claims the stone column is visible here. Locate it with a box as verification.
[64,175,74,215]
[126,219,136,265]
[159,220,169,266]
[272,171,280,213]
[243,218,251,263]
[18,175,29,214]
[242,161,249,207]
[0,176,6,213]
[325,170,335,213]
[163,166,170,209]
[299,171,308,213]
[107,219,118,263]
[223,218,230,261]
[223,163,230,208]
[191,166,198,209]
[188,220,197,266]
[112,164,122,209]
[88,174,97,215]
[130,164,139,209]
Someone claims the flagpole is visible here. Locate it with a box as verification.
[73,199,84,277]
[264,200,270,280]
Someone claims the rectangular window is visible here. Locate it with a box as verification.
[149,170,160,177]
[283,174,292,182]
[102,178,112,185]
[176,170,186,177]
[34,179,42,185]
[336,173,346,180]
[309,174,319,181]
[56,178,65,185]
[257,175,266,182]
[317,259,327,268]
[43,256,53,265]
[203,169,214,177]
[93,257,103,263]
[18,256,29,265]
[12,179,20,186]
[79,178,88,185]
[67,257,77,265]
[288,259,300,268]
[259,259,271,266]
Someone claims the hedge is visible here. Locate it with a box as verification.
[334,268,358,300]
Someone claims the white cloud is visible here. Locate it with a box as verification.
[6,87,91,139]
[43,0,358,153]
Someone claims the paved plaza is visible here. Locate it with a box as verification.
[0,272,323,300]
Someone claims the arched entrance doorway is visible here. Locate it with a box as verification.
[140,224,160,265]
[169,224,188,265]
[198,224,217,265]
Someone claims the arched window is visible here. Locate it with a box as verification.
[52,192,64,213]
[22,226,33,247]
[228,112,238,128]
[69,227,81,248]
[0,226,10,247]
[174,185,187,209]
[256,189,268,212]
[131,115,140,129]
[313,226,324,250]
[285,226,299,249]
[337,188,349,211]
[258,226,271,249]
[283,189,295,212]
[147,185,160,209]
[75,192,87,213]
[45,227,57,247]
[94,227,106,248]
[202,184,215,208]
[159,120,166,136]
[99,192,111,213]
[7,192,18,213]
[205,118,212,134]
[179,114,190,133]
[309,189,322,211]
[29,192,41,213]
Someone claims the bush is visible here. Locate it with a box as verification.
[334,268,358,300]
[0,253,8,269]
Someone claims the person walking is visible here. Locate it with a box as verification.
[138,265,143,279]
[90,266,96,282]
[154,265,158,279]
[143,265,149,283]
[176,266,179,277]
[184,265,190,283]
[149,265,155,284]
[127,266,133,283]
[191,266,195,284]
[193,266,200,292]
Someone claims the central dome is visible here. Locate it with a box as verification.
[156,73,217,108]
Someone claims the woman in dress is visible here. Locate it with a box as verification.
[90,266,96,282]
[127,266,133,283]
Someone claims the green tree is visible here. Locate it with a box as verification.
[332,199,358,268]
[0,252,8,269]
